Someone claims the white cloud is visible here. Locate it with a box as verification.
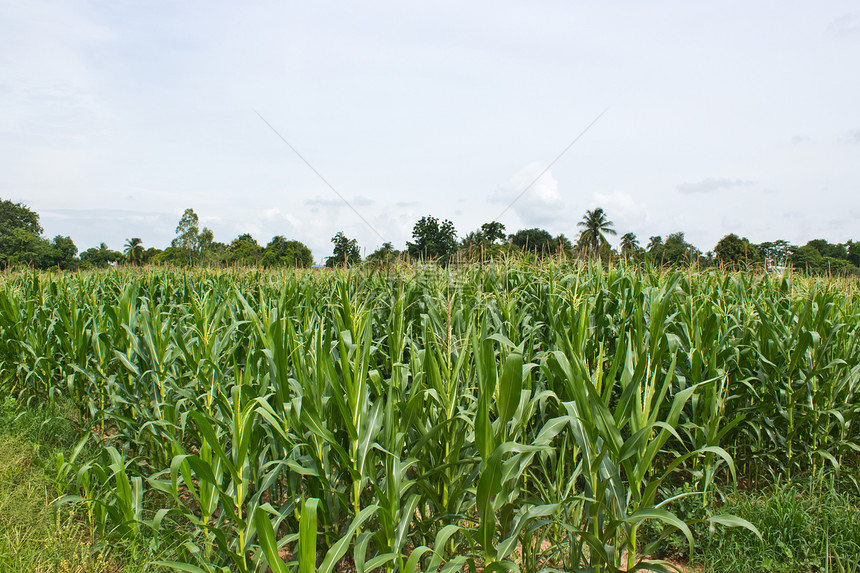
[491,163,568,227]
[677,177,755,195]
[261,207,300,228]
[588,192,651,241]
[828,12,860,37]
[845,128,860,145]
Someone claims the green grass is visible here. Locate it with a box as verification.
[0,399,173,573]
[0,430,108,572]
[695,476,860,573]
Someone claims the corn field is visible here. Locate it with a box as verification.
[0,262,858,572]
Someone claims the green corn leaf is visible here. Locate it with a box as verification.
[708,514,763,540]
[254,506,290,573]
[497,352,523,427]
[318,504,378,573]
[299,497,319,573]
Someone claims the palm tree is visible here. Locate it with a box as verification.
[124,237,144,266]
[620,232,639,256]
[647,236,663,252]
[576,208,616,256]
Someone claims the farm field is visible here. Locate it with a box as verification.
[0,261,858,572]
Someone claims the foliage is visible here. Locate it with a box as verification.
[169,208,217,266]
[459,222,509,262]
[11,264,860,571]
[577,207,617,256]
[40,235,80,269]
[849,240,860,267]
[80,243,125,269]
[790,241,860,275]
[481,221,506,244]
[124,238,144,266]
[620,232,639,254]
[261,235,313,267]
[648,232,702,266]
[325,232,361,267]
[141,247,163,265]
[714,233,761,269]
[225,234,262,266]
[697,478,860,573]
[508,227,565,256]
[0,199,43,268]
[0,398,169,572]
[170,208,200,264]
[758,240,792,270]
[406,215,457,262]
[0,200,79,269]
[365,241,400,267]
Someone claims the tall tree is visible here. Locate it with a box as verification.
[758,240,792,269]
[661,232,700,266]
[365,242,400,267]
[509,228,558,255]
[0,199,44,268]
[480,221,506,244]
[847,240,860,267]
[406,216,457,262]
[124,237,144,265]
[576,208,616,256]
[171,208,200,265]
[326,232,361,267]
[225,234,262,266]
[714,234,760,269]
[620,232,640,255]
[198,227,220,265]
[261,236,313,268]
[40,235,79,270]
[81,243,124,268]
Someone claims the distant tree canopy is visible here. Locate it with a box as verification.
[509,228,567,256]
[365,242,400,267]
[758,240,792,269]
[2,200,858,276]
[461,221,506,247]
[481,221,506,244]
[647,232,701,267]
[714,234,761,269]
[407,216,457,262]
[619,233,641,256]
[124,238,144,266]
[326,232,361,267]
[261,236,313,268]
[576,208,616,256]
[225,234,262,266]
[0,199,79,269]
[1,199,44,268]
[788,239,858,274]
[170,208,218,266]
[80,243,124,269]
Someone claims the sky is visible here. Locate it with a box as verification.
[2,1,859,262]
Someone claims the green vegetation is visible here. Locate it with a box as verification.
[325,232,361,267]
[0,260,857,572]
[2,198,859,275]
[697,478,860,572]
[0,397,165,571]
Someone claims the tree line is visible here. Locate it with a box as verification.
[1,199,858,275]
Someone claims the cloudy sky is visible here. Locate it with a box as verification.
[2,1,858,261]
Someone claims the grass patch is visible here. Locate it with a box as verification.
[0,435,116,572]
[695,477,860,573]
[0,398,171,572]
